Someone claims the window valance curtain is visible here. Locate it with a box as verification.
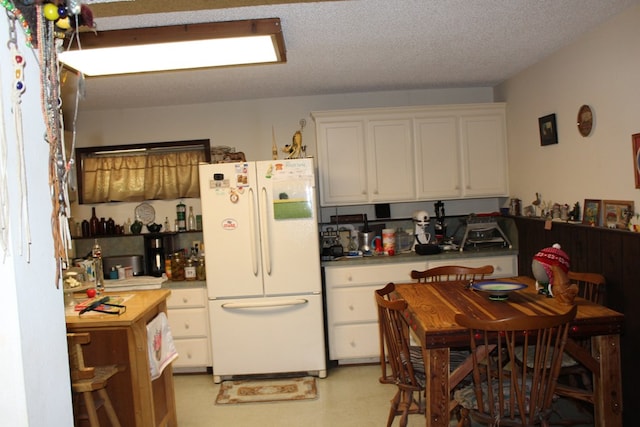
[81,150,205,203]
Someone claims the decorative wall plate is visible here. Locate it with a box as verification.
[577,105,594,137]
[135,202,155,224]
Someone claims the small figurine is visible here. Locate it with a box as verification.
[282,130,303,159]
[531,243,570,297]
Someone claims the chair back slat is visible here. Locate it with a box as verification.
[411,265,494,283]
[455,306,577,425]
[567,271,606,305]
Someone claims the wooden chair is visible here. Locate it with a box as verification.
[553,271,606,405]
[375,283,425,427]
[453,305,577,427]
[410,265,494,283]
[567,271,606,305]
[67,332,124,427]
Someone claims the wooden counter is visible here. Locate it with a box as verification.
[66,289,177,427]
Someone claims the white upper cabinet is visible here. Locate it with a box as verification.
[315,119,369,205]
[415,115,461,199]
[367,119,415,202]
[459,109,509,197]
[313,103,508,206]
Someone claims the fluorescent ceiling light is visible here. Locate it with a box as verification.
[59,18,286,76]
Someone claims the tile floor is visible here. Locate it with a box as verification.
[173,364,594,426]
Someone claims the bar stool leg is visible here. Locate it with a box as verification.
[82,391,100,427]
[97,388,122,427]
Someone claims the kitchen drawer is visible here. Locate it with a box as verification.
[167,287,206,308]
[427,255,517,278]
[325,261,427,287]
[327,286,378,324]
[167,308,209,338]
[330,323,379,360]
[172,338,211,368]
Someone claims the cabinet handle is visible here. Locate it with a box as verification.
[347,274,353,282]
[182,297,188,303]
[184,323,190,330]
[350,340,356,347]
[348,304,354,311]
[187,352,192,359]
[373,190,378,195]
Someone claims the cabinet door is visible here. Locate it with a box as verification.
[459,112,509,197]
[316,120,368,206]
[414,116,461,199]
[367,119,415,202]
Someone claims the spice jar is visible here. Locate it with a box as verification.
[170,251,185,281]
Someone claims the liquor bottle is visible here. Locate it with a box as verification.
[176,201,186,232]
[89,207,99,237]
[188,206,196,231]
[164,216,171,232]
[92,239,104,294]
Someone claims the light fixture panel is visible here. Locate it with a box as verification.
[59,18,286,76]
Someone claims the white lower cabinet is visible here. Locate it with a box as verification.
[324,254,517,363]
[167,287,211,371]
[324,261,427,363]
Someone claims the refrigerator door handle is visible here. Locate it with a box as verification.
[221,299,309,309]
[259,185,272,275]
[248,187,260,276]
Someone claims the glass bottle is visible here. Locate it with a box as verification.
[92,239,104,294]
[89,207,99,237]
[188,206,196,231]
[164,216,171,232]
[176,201,186,232]
[196,254,206,281]
[185,257,196,281]
[171,251,185,281]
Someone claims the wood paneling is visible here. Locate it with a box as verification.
[514,217,635,425]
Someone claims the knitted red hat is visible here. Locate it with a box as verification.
[533,243,570,286]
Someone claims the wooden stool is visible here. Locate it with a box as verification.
[67,332,124,427]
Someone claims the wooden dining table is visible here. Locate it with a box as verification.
[393,276,624,427]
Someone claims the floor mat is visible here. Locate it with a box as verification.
[215,376,318,404]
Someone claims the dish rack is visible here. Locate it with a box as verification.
[459,216,512,251]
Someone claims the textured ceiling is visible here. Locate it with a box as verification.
[63,0,640,112]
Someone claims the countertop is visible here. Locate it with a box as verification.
[321,247,518,267]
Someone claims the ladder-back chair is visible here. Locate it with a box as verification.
[410,265,494,283]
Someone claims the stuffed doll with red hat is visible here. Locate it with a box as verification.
[531,243,570,296]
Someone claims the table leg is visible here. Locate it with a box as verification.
[423,347,450,427]
[592,334,623,426]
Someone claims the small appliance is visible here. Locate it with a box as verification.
[434,200,447,244]
[145,238,165,277]
[412,210,431,245]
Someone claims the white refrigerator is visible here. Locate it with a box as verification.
[198,158,327,383]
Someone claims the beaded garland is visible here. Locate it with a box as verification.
[1,0,33,48]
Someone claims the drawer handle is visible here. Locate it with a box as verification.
[350,340,356,347]
[184,323,190,330]
[182,297,188,303]
[347,275,353,282]
[348,304,354,311]
[187,352,192,359]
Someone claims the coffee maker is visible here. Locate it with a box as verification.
[145,237,165,277]
[434,200,447,244]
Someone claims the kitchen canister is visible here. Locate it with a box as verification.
[382,228,396,255]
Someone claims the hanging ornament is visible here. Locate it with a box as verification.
[43,3,59,21]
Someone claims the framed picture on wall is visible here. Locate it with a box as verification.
[539,114,558,146]
[632,133,640,188]
[603,200,634,229]
[582,199,601,226]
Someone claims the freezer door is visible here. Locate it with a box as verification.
[208,295,326,379]
[199,163,264,298]
[256,159,322,296]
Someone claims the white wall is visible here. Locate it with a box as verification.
[72,87,495,226]
[0,17,74,427]
[495,4,640,215]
